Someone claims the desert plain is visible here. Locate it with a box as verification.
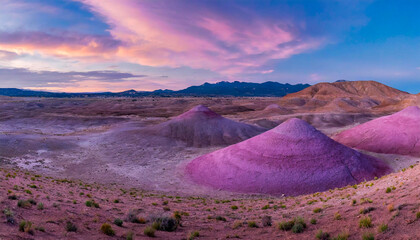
[1,81,420,239]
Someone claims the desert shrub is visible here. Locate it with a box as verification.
[292,222,305,233]
[385,187,391,193]
[173,211,182,222]
[310,218,317,224]
[215,216,227,222]
[151,217,178,232]
[359,217,372,228]
[37,202,44,210]
[17,200,32,208]
[315,230,330,240]
[378,223,388,233]
[232,221,243,229]
[3,208,15,224]
[66,221,77,232]
[362,232,374,240]
[126,209,142,223]
[416,212,420,219]
[35,226,45,232]
[334,212,342,220]
[144,226,156,237]
[188,231,200,240]
[138,217,147,224]
[333,231,349,240]
[360,207,375,214]
[231,205,238,210]
[262,215,272,227]
[387,204,394,212]
[278,217,306,233]
[85,200,99,208]
[248,221,258,228]
[278,220,295,231]
[85,200,93,207]
[114,218,123,227]
[8,195,18,200]
[126,231,134,240]
[151,221,161,230]
[113,199,120,203]
[313,207,322,213]
[19,220,33,234]
[100,223,115,236]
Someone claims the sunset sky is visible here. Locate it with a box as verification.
[1,0,420,93]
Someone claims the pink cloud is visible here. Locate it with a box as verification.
[0,31,119,61]
[1,1,324,76]
[78,0,323,75]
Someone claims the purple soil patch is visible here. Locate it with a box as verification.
[333,106,420,157]
[142,105,266,147]
[186,118,390,196]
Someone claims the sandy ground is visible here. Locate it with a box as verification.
[1,97,419,239]
[1,97,417,198]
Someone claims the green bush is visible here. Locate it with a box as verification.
[313,207,322,213]
[66,221,77,232]
[100,223,115,236]
[114,218,123,227]
[278,217,306,233]
[362,232,374,240]
[3,208,15,224]
[144,226,156,237]
[248,221,258,228]
[378,223,388,233]
[17,200,32,208]
[315,230,330,240]
[19,220,33,235]
[333,231,349,240]
[37,202,44,210]
[278,220,294,231]
[359,217,372,228]
[151,217,178,232]
[126,231,134,240]
[85,200,99,208]
[188,231,200,240]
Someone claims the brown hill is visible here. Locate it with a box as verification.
[280,81,410,112]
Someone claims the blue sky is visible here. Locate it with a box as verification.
[0,0,419,93]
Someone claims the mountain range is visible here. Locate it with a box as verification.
[0,81,310,98]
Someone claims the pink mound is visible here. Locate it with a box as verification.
[186,118,390,195]
[143,105,266,147]
[333,106,420,156]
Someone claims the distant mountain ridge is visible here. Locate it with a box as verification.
[0,81,310,98]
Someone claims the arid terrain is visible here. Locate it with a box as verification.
[1,81,420,239]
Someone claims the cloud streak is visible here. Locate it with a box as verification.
[0,31,120,61]
[78,0,323,74]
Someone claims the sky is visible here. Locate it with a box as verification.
[1,0,420,93]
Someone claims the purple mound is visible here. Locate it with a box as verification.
[186,118,390,195]
[143,105,266,147]
[334,106,420,156]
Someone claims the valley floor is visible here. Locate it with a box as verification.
[0,164,419,239]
